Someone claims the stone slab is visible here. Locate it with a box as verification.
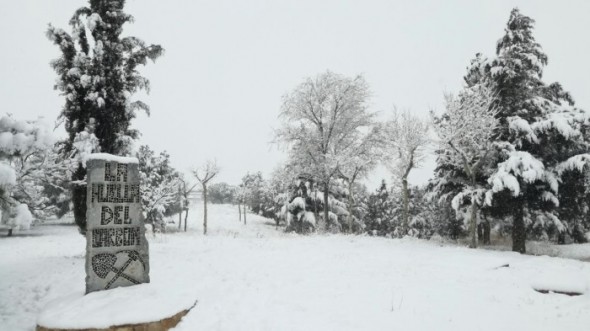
[85,155,149,293]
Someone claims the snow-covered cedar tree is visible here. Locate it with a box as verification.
[483,8,590,252]
[47,0,164,234]
[275,71,374,231]
[432,84,500,248]
[556,155,590,243]
[137,145,179,233]
[192,160,220,235]
[385,109,430,235]
[0,115,69,234]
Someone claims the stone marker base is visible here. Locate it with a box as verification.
[36,306,194,331]
[36,284,197,331]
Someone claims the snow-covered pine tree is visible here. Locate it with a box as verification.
[365,180,395,236]
[47,0,163,233]
[485,8,590,252]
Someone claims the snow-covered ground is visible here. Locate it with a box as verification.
[1,202,590,331]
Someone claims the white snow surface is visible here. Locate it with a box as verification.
[37,284,197,329]
[86,153,139,164]
[1,203,590,331]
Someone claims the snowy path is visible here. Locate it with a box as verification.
[1,203,589,330]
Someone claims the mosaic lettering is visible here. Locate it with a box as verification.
[85,156,149,294]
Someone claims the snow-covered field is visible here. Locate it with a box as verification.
[1,202,590,331]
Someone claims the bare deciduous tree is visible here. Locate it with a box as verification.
[337,125,383,233]
[385,109,430,235]
[433,85,499,248]
[192,160,220,235]
[275,71,374,231]
[177,174,198,232]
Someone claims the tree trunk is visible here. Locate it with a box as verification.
[7,228,13,237]
[203,185,208,235]
[238,203,242,222]
[243,200,247,225]
[469,199,478,248]
[469,175,478,248]
[512,198,526,254]
[178,188,183,230]
[477,223,483,241]
[178,210,182,230]
[323,182,330,232]
[348,182,354,234]
[313,188,318,228]
[483,217,491,245]
[402,177,409,235]
[72,164,87,235]
[184,207,189,232]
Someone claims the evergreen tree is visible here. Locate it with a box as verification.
[485,8,589,253]
[47,0,163,233]
[365,180,394,236]
[429,9,590,251]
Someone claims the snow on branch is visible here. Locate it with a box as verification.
[433,84,499,179]
[556,154,590,175]
[486,151,558,205]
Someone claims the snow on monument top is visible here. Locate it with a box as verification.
[86,153,139,164]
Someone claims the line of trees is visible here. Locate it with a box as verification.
[260,8,590,254]
[7,3,589,256]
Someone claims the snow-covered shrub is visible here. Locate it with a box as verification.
[7,204,33,231]
[208,182,236,204]
[0,115,71,228]
[137,145,180,232]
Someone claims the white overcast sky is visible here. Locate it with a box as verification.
[2,0,589,188]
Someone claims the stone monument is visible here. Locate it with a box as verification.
[36,154,196,330]
[85,154,149,293]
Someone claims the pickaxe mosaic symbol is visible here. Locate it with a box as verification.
[92,250,145,289]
